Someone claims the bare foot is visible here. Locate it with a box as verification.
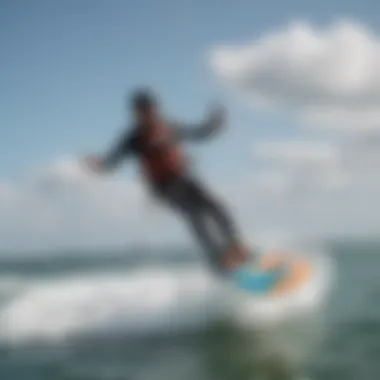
[222,243,250,270]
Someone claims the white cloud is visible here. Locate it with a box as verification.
[251,140,346,195]
[205,20,380,239]
[0,158,190,253]
[0,143,379,254]
[210,20,380,129]
[253,140,339,165]
[247,132,380,236]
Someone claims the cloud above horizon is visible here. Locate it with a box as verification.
[210,20,380,129]
[207,20,380,242]
[0,158,188,253]
[1,133,380,254]
[1,20,380,254]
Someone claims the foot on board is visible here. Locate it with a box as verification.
[230,259,289,293]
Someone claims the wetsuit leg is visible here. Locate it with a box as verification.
[157,177,247,271]
[183,179,249,268]
[155,178,223,270]
[184,181,236,236]
[185,211,226,271]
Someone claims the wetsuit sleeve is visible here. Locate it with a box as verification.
[102,130,134,170]
[171,114,224,142]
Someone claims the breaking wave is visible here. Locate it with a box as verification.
[0,252,333,345]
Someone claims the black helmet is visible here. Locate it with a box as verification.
[130,88,157,109]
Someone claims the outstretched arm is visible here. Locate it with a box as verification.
[83,130,133,174]
[173,106,226,142]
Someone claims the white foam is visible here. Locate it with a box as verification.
[0,267,224,343]
[0,253,334,344]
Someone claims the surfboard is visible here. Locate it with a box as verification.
[231,251,313,296]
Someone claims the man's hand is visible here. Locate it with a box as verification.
[82,155,105,173]
[207,105,226,130]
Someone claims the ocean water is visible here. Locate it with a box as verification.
[0,242,379,380]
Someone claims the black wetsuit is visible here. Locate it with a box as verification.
[102,120,242,271]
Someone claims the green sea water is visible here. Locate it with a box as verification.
[0,242,379,380]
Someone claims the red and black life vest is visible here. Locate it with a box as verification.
[139,121,187,182]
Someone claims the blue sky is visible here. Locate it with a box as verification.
[1,0,380,251]
[1,0,376,181]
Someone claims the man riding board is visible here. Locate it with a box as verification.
[84,89,253,273]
